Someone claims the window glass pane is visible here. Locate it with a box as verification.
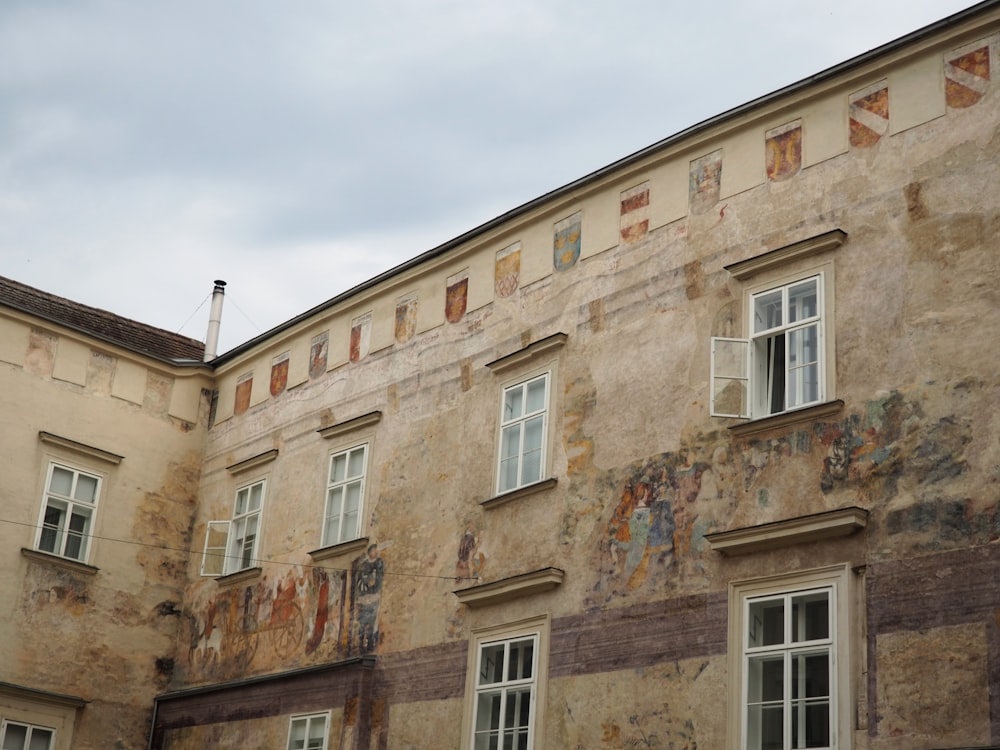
[507,639,534,680]
[521,449,541,486]
[248,483,263,511]
[49,467,73,497]
[791,699,829,748]
[74,473,98,503]
[234,487,249,515]
[499,457,518,493]
[3,723,28,750]
[479,644,505,685]
[288,718,306,750]
[27,729,53,750]
[792,652,830,699]
[341,509,358,541]
[324,515,341,546]
[746,704,783,750]
[307,715,326,747]
[331,453,347,483]
[503,386,524,422]
[504,687,532,732]
[347,447,366,478]
[753,290,783,333]
[792,592,829,642]
[525,377,546,414]
[475,692,502,731]
[345,482,361,512]
[747,654,784,703]
[500,424,521,462]
[788,278,818,323]
[39,504,65,553]
[522,416,543,453]
[748,598,784,647]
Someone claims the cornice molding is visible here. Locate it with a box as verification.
[38,431,123,466]
[725,229,847,280]
[485,333,568,375]
[226,449,279,475]
[454,567,565,608]
[705,506,869,556]
[317,411,383,440]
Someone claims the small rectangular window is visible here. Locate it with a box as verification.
[0,720,55,750]
[35,462,101,562]
[323,444,368,546]
[712,274,827,419]
[472,635,538,750]
[497,373,549,494]
[287,712,329,750]
[201,479,266,576]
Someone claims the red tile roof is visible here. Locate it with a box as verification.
[0,276,205,363]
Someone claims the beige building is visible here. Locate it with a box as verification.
[3,3,1000,749]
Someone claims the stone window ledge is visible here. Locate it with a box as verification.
[21,548,99,575]
[481,478,557,510]
[728,400,845,438]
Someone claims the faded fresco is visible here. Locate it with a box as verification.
[765,120,802,181]
[233,373,253,416]
[619,183,650,244]
[183,547,387,682]
[309,332,329,379]
[495,242,521,298]
[349,312,372,363]
[445,270,469,324]
[946,40,991,108]
[269,352,289,397]
[454,525,487,583]
[587,386,980,604]
[553,212,582,270]
[850,81,890,148]
[689,150,723,215]
[394,296,417,344]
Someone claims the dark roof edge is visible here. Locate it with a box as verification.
[1,296,208,369]
[212,0,998,365]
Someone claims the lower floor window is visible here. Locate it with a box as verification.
[1,720,55,750]
[730,565,852,750]
[287,712,329,750]
[473,635,537,750]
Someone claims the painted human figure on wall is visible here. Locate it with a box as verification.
[353,544,385,654]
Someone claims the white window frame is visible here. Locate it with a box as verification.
[495,372,550,494]
[200,478,266,576]
[0,719,55,750]
[34,462,102,563]
[712,269,833,420]
[727,565,854,750]
[322,443,368,547]
[463,616,550,750]
[286,712,330,750]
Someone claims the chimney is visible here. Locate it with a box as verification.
[204,280,227,362]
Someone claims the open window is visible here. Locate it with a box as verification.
[200,479,266,576]
[34,462,102,563]
[712,274,825,419]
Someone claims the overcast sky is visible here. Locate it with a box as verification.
[1,0,981,355]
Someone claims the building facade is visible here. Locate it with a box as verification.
[3,4,1000,749]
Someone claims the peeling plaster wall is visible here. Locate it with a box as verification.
[0,315,212,749]
[162,13,1000,750]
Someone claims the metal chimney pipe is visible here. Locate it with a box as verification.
[204,280,227,362]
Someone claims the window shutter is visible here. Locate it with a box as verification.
[710,337,750,418]
[200,520,231,576]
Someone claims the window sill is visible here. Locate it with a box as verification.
[215,566,263,586]
[454,567,565,607]
[21,548,99,575]
[481,477,558,509]
[727,399,845,438]
[308,536,370,562]
[705,506,868,556]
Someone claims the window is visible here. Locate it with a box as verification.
[287,712,329,750]
[34,463,101,562]
[712,274,826,419]
[0,720,55,750]
[200,479,266,576]
[729,566,853,750]
[496,373,549,494]
[472,635,538,750]
[323,444,367,546]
